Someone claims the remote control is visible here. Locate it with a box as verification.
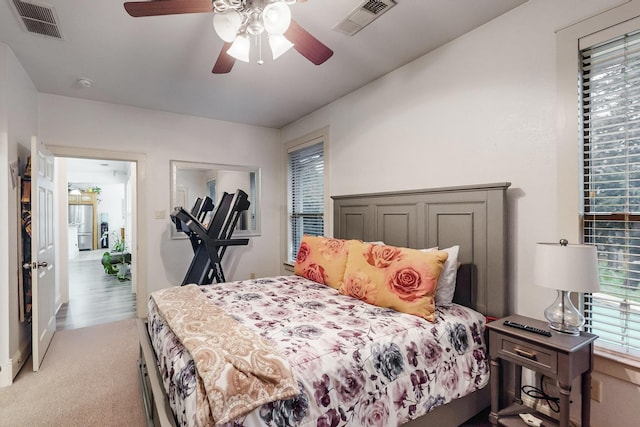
[503,320,552,337]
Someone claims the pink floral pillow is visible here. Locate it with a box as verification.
[339,241,448,322]
[294,235,350,289]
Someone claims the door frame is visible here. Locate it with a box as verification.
[48,145,147,318]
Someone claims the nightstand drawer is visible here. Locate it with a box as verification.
[498,336,557,374]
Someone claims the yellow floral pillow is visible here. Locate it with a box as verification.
[339,241,448,322]
[294,235,350,289]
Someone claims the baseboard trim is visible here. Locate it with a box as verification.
[0,358,12,387]
[522,394,580,426]
[522,395,559,420]
[1,340,32,386]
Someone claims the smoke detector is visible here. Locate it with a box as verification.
[333,0,397,36]
[77,78,93,88]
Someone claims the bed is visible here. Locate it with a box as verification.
[137,182,511,427]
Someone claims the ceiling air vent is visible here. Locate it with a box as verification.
[333,0,397,36]
[11,0,63,39]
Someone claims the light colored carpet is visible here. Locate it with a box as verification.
[0,318,146,427]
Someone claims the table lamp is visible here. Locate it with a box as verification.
[534,239,600,335]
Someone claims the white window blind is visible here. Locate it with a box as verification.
[581,30,640,357]
[288,141,324,262]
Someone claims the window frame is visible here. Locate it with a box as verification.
[557,0,640,364]
[580,30,640,357]
[283,127,330,266]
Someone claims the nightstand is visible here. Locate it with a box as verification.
[487,314,597,427]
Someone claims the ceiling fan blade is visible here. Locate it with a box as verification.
[212,43,236,74]
[124,0,212,17]
[285,20,333,66]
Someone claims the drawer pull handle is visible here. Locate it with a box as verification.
[514,347,537,360]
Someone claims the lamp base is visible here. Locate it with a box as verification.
[548,321,581,336]
[544,290,584,336]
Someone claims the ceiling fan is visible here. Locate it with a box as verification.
[124,0,333,74]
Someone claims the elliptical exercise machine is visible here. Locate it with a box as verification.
[170,189,250,285]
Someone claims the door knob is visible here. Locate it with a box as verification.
[23,261,48,269]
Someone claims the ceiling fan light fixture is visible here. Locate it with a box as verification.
[246,9,265,36]
[213,10,242,42]
[125,0,333,73]
[268,34,294,59]
[262,2,291,35]
[227,34,251,62]
[213,0,243,12]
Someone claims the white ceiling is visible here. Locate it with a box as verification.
[0,0,527,128]
[66,158,131,184]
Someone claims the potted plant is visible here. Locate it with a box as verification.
[111,232,129,280]
[101,252,118,275]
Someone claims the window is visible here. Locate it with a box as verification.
[287,141,324,262]
[581,31,640,357]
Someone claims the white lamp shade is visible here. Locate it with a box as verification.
[227,35,250,62]
[213,10,242,43]
[534,242,600,293]
[262,2,291,35]
[268,34,294,59]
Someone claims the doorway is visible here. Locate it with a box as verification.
[47,145,147,326]
[56,157,136,330]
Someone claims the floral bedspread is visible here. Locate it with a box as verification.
[147,275,489,427]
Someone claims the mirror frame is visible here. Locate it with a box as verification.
[170,160,261,239]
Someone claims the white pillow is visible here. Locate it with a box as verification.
[421,245,460,306]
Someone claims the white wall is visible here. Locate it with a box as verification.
[0,43,38,385]
[281,1,634,425]
[38,94,282,295]
[0,44,10,386]
[218,170,250,196]
[177,168,209,210]
[97,183,127,248]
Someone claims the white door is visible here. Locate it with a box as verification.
[30,137,56,371]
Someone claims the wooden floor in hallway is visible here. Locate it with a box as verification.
[56,249,136,330]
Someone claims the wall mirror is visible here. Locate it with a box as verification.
[170,160,261,239]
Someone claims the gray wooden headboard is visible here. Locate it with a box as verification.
[332,182,511,319]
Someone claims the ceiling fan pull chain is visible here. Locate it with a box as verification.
[257,33,264,65]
